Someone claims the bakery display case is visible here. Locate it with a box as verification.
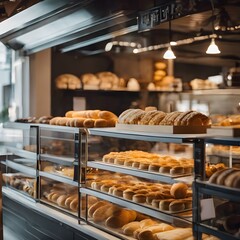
[2,123,38,200]
[81,127,206,239]
[193,137,240,240]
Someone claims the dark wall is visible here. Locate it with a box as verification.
[174,62,222,82]
[51,49,223,117]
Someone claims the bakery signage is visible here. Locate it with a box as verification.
[138,4,172,31]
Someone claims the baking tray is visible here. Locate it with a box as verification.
[116,123,207,134]
[207,126,240,137]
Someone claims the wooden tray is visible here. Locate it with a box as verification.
[207,126,240,137]
[116,123,207,134]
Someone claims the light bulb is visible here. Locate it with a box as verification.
[163,46,176,59]
[206,38,221,54]
[105,42,113,52]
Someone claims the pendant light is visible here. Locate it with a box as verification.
[163,14,176,59]
[206,0,221,54]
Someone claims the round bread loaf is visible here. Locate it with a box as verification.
[122,221,141,236]
[65,194,78,208]
[170,182,188,199]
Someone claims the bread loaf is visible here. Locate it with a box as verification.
[154,227,192,240]
[105,209,137,228]
[88,201,108,218]
[93,204,119,222]
[170,182,188,199]
[122,221,141,236]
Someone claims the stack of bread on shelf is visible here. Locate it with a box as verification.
[211,145,240,157]
[55,74,82,90]
[89,173,192,213]
[49,110,118,128]
[43,184,79,212]
[190,78,218,90]
[102,150,194,176]
[88,198,219,240]
[208,167,240,189]
[2,173,36,197]
[213,114,240,127]
[118,107,211,127]
[213,201,240,237]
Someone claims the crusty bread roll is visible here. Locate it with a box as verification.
[88,201,108,218]
[65,110,75,118]
[65,194,78,208]
[154,227,192,240]
[170,182,188,199]
[169,200,185,212]
[74,118,85,127]
[55,74,81,90]
[93,204,119,222]
[122,221,141,236]
[105,209,137,228]
[57,195,69,208]
[216,168,237,185]
[98,110,117,120]
[94,119,108,127]
[138,223,174,240]
[69,198,78,212]
[208,168,226,184]
[83,118,95,128]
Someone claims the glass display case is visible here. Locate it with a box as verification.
[193,137,240,240]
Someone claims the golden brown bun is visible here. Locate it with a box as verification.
[122,221,141,236]
[170,182,188,199]
[88,201,108,218]
[94,119,108,128]
[65,111,74,118]
[138,223,175,240]
[72,111,88,118]
[83,118,95,128]
[65,194,78,208]
[69,198,78,211]
[105,209,137,228]
[93,204,119,222]
[169,200,185,212]
[98,111,117,120]
[216,168,237,185]
[57,195,69,208]
[55,74,81,90]
[49,117,61,125]
[208,168,229,184]
[74,118,85,127]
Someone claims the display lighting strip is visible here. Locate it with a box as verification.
[133,33,220,54]
[105,41,142,52]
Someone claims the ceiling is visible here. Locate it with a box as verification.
[0,0,239,67]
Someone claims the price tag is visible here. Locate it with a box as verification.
[200,198,216,221]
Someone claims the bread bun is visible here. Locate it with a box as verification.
[57,195,69,208]
[170,182,188,199]
[224,169,240,187]
[69,198,78,212]
[83,118,95,128]
[94,119,108,128]
[216,168,236,185]
[98,111,117,120]
[122,221,141,236]
[208,168,226,184]
[169,200,185,212]
[105,209,137,228]
[88,201,108,218]
[93,204,119,222]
